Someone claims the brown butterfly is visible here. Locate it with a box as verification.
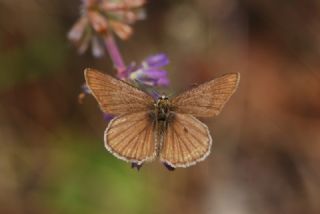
[84,68,240,169]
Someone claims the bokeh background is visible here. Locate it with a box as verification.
[1,0,320,213]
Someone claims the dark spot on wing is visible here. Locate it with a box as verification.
[183,127,188,133]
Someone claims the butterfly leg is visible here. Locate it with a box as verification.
[163,162,175,171]
[131,162,143,171]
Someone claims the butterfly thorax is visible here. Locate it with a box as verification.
[155,95,171,121]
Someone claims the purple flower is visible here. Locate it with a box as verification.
[103,113,114,121]
[129,53,170,87]
[144,53,169,67]
[81,83,91,94]
[68,0,146,58]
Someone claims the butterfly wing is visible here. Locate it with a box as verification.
[84,69,157,163]
[171,73,240,117]
[105,111,157,164]
[160,73,239,167]
[160,113,212,168]
[84,68,154,115]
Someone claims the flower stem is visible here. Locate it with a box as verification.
[104,34,127,79]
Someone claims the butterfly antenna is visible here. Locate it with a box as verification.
[133,79,160,98]
[133,79,150,91]
[132,79,143,87]
[151,88,160,99]
[166,91,177,99]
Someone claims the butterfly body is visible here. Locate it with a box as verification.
[155,95,171,121]
[153,95,171,156]
[84,68,240,168]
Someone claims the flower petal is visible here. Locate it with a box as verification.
[157,77,170,86]
[102,0,145,10]
[143,69,168,78]
[67,16,88,43]
[78,31,91,54]
[110,21,133,40]
[144,53,169,68]
[91,36,104,58]
[135,9,146,20]
[125,0,146,8]
[103,113,114,121]
[81,84,89,94]
[88,11,108,34]
[82,0,98,8]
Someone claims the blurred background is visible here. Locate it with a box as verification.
[1,0,320,213]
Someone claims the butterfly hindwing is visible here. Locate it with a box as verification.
[105,111,157,164]
[160,113,212,168]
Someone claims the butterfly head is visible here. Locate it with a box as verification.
[159,95,168,100]
[157,95,169,105]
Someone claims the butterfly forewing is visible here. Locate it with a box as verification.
[85,68,154,115]
[171,73,240,117]
[160,113,212,168]
[105,111,157,164]
[85,69,157,163]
